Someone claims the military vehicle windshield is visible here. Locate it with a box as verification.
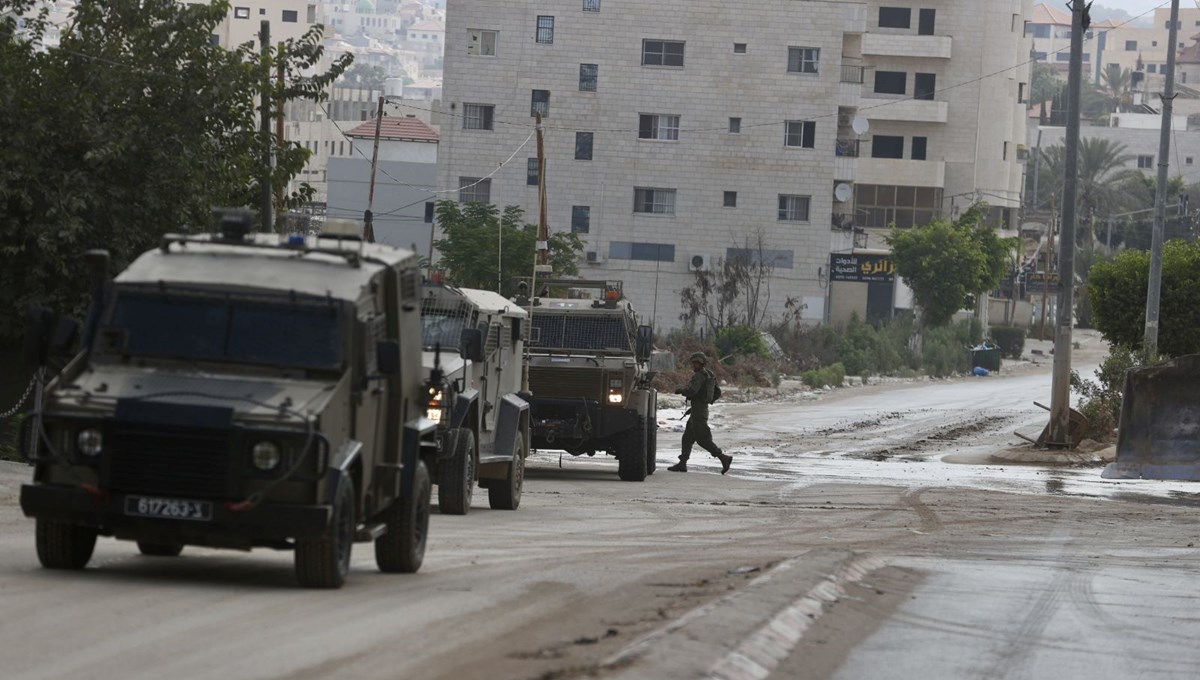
[107,291,343,369]
[421,303,473,350]
[530,313,630,352]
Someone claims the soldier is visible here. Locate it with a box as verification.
[668,352,733,474]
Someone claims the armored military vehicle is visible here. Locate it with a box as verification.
[520,280,657,481]
[19,212,436,589]
[421,283,529,514]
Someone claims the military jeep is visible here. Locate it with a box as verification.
[520,280,657,481]
[420,283,529,514]
[19,213,436,589]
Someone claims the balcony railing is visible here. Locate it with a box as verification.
[841,64,865,83]
[831,213,855,231]
[835,138,860,157]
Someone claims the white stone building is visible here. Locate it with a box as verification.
[439,0,1032,330]
[206,1,322,49]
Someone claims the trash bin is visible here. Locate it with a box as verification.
[970,346,1002,373]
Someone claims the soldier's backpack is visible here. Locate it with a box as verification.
[704,368,722,403]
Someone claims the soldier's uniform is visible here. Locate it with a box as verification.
[669,352,732,474]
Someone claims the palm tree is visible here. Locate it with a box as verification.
[1028,138,1143,241]
[1099,64,1134,113]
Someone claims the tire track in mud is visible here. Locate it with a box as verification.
[851,412,1019,462]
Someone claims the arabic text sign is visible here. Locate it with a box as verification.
[829,253,896,283]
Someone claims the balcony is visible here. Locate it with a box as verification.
[859,95,948,123]
[835,138,860,157]
[857,158,945,188]
[841,64,865,84]
[862,32,953,59]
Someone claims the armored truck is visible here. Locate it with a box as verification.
[420,283,529,514]
[19,213,436,589]
[520,280,657,481]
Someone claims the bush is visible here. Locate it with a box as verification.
[990,326,1026,359]
[769,322,841,372]
[1089,239,1200,357]
[1071,345,1159,440]
[922,319,978,378]
[715,325,769,362]
[802,362,845,389]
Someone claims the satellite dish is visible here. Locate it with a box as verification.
[834,183,853,202]
[851,117,869,135]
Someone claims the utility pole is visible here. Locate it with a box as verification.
[275,59,285,230]
[259,21,273,233]
[1146,0,1181,356]
[1044,1,1084,448]
[523,113,550,394]
[364,96,385,243]
[1040,197,1055,341]
[1032,129,1043,210]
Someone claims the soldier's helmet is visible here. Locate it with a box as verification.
[688,351,708,366]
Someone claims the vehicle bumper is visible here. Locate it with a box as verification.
[20,484,331,542]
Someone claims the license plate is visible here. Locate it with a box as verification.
[124,496,213,522]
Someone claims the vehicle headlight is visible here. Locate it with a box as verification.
[251,441,282,471]
[607,389,624,404]
[426,388,445,424]
[77,429,103,457]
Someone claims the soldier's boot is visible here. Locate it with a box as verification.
[716,452,732,475]
[668,460,688,472]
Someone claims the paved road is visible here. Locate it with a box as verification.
[4,342,1200,679]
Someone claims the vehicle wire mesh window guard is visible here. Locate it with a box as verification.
[536,16,554,44]
[579,63,598,91]
[531,314,631,351]
[642,40,684,67]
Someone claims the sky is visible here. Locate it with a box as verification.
[1100,0,1198,17]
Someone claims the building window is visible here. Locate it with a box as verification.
[282,9,298,22]
[610,242,675,262]
[724,191,737,208]
[1055,52,1071,62]
[571,206,591,232]
[1125,40,1137,51]
[734,43,747,54]
[1188,157,1194,166]
[1138,155,1154,169]
[527,158,541,186]
[575,131,594,160]
[874,71,907,95]
[878,7,912,29]
[1033,51,1048,61]
[639,114,680,141]
[633,188,676,215]
[579,63,598,91]
[234,6,250,19]
[424,202,436,223]
[914,73,936,101]
[856,184,941,228]
[536,16,554,44]
[727,248,794,269]
[1003,142,1009,161]
[459,178,491,204]
[468,29,497,56]
[583,0,600,11]
[307,3,316,23]
[1030,24,1051,38]
[787,47,819,74]
[729,117,741,133]
[871,135,905,159]
[642,40,685,67]
[531,89,550,117]
[1148,64,1157,74]
[338,141,344,155]
[259,8,265,14]
[1018,82,1026,103]
[918,8,936,35]
[209,34,220,45]
[1153,41,1159,47]
[778,195,811,222]
[912,136,927,161]
[784,120,816,148]
[462,103,495,130]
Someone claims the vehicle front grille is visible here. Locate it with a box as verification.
[107,425,232,500]
[528,366,604,402]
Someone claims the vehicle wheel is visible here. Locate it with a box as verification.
[618,417,648,482]
[375,460,431,574]
[438,428,475,516]
[295,475,354,589]
[35,519,97,570]
[647,394,659,475]
[488,432,524,510]
[137,541,184,557]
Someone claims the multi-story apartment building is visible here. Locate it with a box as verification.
[1026,3,1119,84]
[207,1,322,49]
[439,0,1031,330]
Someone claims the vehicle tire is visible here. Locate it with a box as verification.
[618,417,648,482]
[375,460,431,574]
[438,428,475,516]
[488,432,524,510]
[35,519,97,570]
[137,541,184,557]
[295,476,354,589]
[647,393,659,475]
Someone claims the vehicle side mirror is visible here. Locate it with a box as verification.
[635,324,653,361]
[376,340,401,375]
[460,328,484,362]
[23,306,57,368]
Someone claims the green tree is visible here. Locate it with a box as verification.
[339,62,390,90]
[1026,138,1142,222]
[0,0,350,343]
[1099,64,1133,113]
[1029,62,1059,109]
[1088,239,1200,357]
[887,204,1010,328]
[432,200,583,296]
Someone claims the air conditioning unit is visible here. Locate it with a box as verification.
[586,250,605,264]
[837,112,853,127]
[1016,145,1029,161]
[689,254,712,272]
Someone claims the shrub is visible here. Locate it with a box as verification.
[1089,239,1200,357]
[990,325,1026,359]
[770,322,842,372]
[1071,345,1159,440]
[802,362,846,389]
[715,325,769,361]
[922,320,977,377]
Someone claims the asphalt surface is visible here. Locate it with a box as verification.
[4,334,1200,679]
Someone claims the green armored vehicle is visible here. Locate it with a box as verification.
[19,213,435,589]
[421,283,529,514]
[520,280,657,481]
